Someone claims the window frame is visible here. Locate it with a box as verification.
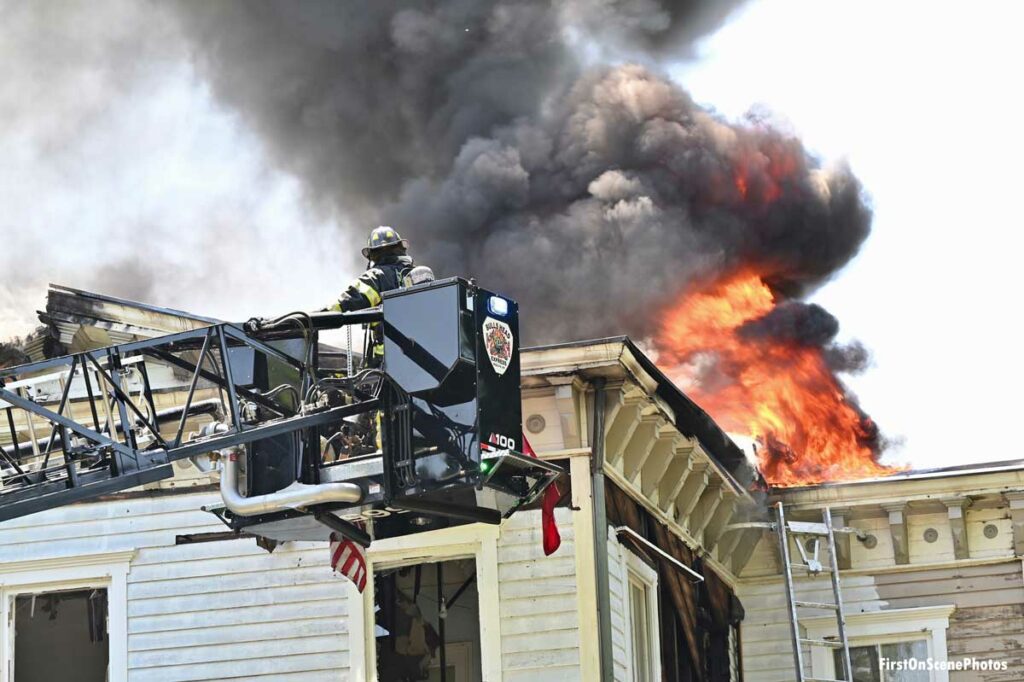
[0,550,133,682]
[835,640,931,682]
[621,547,662,682]
[352,523,502,682]
[803,605,955,682]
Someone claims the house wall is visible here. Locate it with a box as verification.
[738,559,1024,682]
[0,493,584,682]
[497,507,581,682]
[0,490,355,682]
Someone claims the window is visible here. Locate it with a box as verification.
[628,577,653,682]
[12,588,109,681]
[834,640,929,682]
[352,524,502,682]
[803,605,955,682]
[622,548,661,682]
[0,550,132,682]
[374,558,481,682]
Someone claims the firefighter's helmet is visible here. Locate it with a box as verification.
[361,226,409,258]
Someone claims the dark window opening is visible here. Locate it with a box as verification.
[374,558,482,682]
[13,588,108,682]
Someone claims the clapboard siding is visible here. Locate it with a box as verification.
[127,650,350,682]
[0,491,355,681]
[607,529,630,682]
[497,507,582,681]
[4,491,589,681]
[740,574,877,680]
[127,534,351,681]
[739,561,1024,681]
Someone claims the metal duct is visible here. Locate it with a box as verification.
[218,449,361,516]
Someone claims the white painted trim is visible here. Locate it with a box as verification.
[476,530,502,682]
[354,523,502,682]
[0,550,134,682]
[621,547,662,682]
[739,554,1020,585]
[346,578,367,682]
[533,447,592,460]
[776,472,1024,511]
[571,455,602,681]
[0,550,135,577]
[804,605,955,682]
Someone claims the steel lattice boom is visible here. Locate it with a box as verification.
[0,278,563,548]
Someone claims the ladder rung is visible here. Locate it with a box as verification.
[787,521,830,535]
[799,638,843,649]
[790,563,833,573]
[794,600,839,610]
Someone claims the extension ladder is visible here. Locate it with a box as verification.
[775,501,853,682]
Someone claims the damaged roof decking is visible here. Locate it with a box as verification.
[35,283,354,368]
[522,335,760,494]
[42,283,218,337]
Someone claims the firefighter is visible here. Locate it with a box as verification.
[330,227,426,453]
[330,226,415,366]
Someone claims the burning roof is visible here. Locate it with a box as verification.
[657,272,896,487]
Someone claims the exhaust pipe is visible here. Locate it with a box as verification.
[218,449,361,516]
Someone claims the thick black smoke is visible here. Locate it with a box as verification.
[739,301,872,374]
[168,0,872,345]
[739,302,840,348]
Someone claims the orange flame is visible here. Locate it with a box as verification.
[734,171,748,200]
[657,271,897,487]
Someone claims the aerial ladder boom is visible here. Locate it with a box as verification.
[0,278,562,547]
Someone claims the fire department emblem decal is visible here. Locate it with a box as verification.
[483,316,513,376]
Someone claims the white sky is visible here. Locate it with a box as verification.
[675,0,1024,468]
[2,1,1021,471]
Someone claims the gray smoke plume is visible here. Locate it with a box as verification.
[167,0,871,345]
[0,0,348,338]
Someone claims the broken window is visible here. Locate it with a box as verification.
[11,588,109,682]
[374,558,482,682]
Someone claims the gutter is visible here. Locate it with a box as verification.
[590,377,614,682]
